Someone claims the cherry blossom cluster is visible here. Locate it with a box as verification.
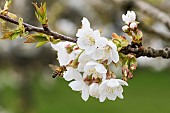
[50,11,139,102]
[122,11,143,44]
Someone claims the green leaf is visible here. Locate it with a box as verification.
[1,32,13,39]
[24,34,48,43]
[33,2,48,24]
[1,30,22,40]
[7,12,17,19]
[36,41,48,48]
[11,30,21,40]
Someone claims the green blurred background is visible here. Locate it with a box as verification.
[0,0,170,113]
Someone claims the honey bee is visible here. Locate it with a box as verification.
[49,64,66,78]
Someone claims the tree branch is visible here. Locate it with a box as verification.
[0,14,170,59]
[120,46,170,59]
[0,14,77,43]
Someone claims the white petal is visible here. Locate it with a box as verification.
[130,11,136,21]
[95,37,108,48]
[107,94,117,101]
[101,74,107,81]
[117,79,128,86]
[57,51,70,66]
[130,22,137,29]
[77,36,86,49]
[69,81,84,91]
[111,49,119,63]
[117,93,124,99]
[92,49,105,60]
[82,17,91,29]
[78,52,92,63]
[107,79,120,88]
[95,64,107,74]
[107,41,117,50]
[69,49,82,61]
[122,25,129,32]
[84,46,96,54]
[81,84,89,101]
[99,80,108,94]
[86,61,98,66]
[122,14,126,22]
[114,86,123,94]
[84,64,94,75]
[63,67,82,81]
[89,83,100,98]
[77,63,85,72]
[99,95,106,102]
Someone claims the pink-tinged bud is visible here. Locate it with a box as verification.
[128,71,133,79]
[122,25,129,32]
[130,63,137,71]
[122,65,129,77]
[130,22,137,29]
[127,54,135,59]
[136,30,143,39]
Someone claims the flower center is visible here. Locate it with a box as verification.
[87,35,95,46]
[106,86,114,94]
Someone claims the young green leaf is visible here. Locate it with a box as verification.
[32,2,48,25]
[24,33,49,43]
[36,41,48,48]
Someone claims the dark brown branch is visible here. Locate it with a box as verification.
[0,14,77,43]
[120,46,170,59]
[0,14,170,59]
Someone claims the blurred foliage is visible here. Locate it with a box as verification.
[0,68,170,113]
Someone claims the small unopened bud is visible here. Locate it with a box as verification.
[130,22,137,29]
[136,30,143,40]
[130,63,137,71]
[122,25,129,32]
[128,71,133,79]
[127,54,135,59]
[122,65,129,77]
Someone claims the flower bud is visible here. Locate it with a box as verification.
[130,22,137,29]
[122,25,129,32]
[130,63,137,71]
[128,71,133,79]
[122,65,129,77]
[127,54,135,59]
[136,30,143,40]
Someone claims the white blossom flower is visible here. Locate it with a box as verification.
[77,52,92,72]
[99,79,128,102]
[51,42,82,66]
[89,83,100,98]
[76,17,105,54]
[69,75,89,101]
[92,40,119,64]
[122,11,136,24]
[63,67,82,81]
[84,61,107,80]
